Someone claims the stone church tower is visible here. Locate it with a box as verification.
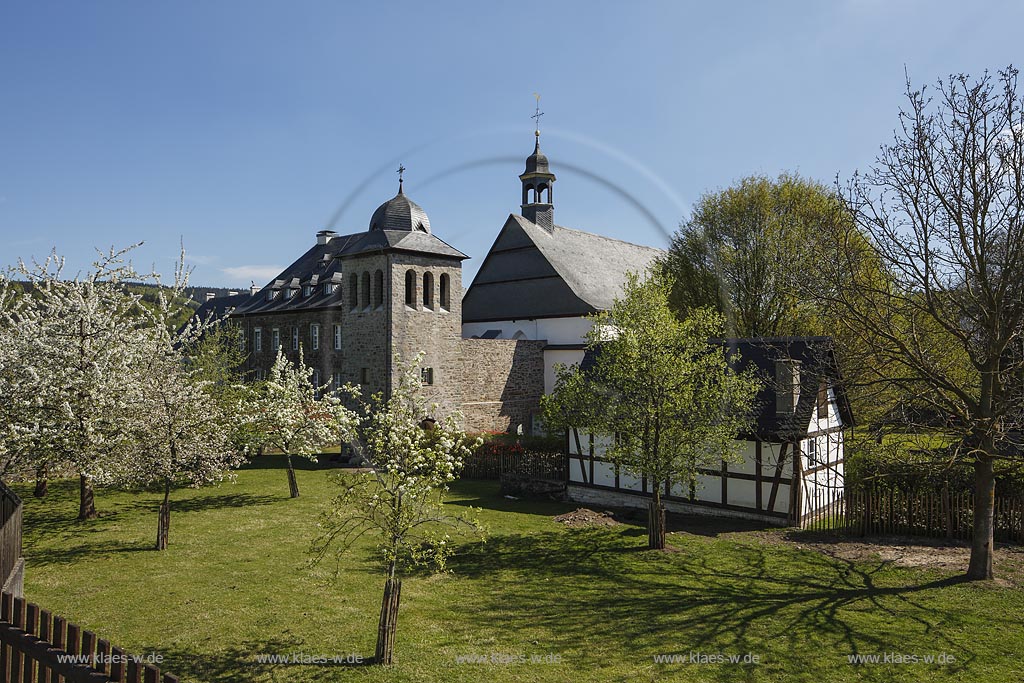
[229,172,468,413]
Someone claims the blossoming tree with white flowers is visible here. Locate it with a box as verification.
[0,276,46,486]
[248,347,358,498]
[117,263,248,549]
[2,248,152,520]
[310,354,483,666]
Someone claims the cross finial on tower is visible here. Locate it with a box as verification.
[531,93,544,137]
[397,164,406,193]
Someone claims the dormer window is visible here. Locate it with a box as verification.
[266,290,276,302]
[775,360,801,415]
[303,285,313,297]
[324,282,336,295]
[285,288,296,300]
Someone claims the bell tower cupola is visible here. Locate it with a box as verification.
[519,96,555,232]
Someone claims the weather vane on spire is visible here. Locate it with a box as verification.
[397,163,406,192]
[531,93,544,137]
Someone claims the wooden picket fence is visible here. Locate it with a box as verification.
[461,449,567,481]
[801,483,1024,543]
[0,481,180,682]
[0,591,180,682]
[0,484,22,596]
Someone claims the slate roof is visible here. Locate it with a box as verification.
[369,188,432,233]
[191,291,255,322]
[462,214,664,322]
[230,228,466,317]
[580,337,855,442]
[523,137,551,175]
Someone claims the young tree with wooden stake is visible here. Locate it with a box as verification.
[816,67,1024,580]
[125,350,245,549]
[542,271,760,550]
[310,354,482,665]
[249,347,357,498]
[117,259,247,550]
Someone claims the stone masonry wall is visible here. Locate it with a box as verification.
[456,338,546,433]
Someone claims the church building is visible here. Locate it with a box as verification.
[220,129,659,434]
[204,128,850,524]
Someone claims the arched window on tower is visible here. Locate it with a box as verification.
[374,270,384,308]
[537,183,549,203]
[349,273,358,310]
[422,272,434,310]
[439,273,450,311]
[405,270,416,308]
[522,183,532,205]
[361,272,371,309]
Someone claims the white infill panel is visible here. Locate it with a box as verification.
[593,461,616,487]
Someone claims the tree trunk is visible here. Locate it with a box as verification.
[156,480,171,551]
[648,489,666,550]
[966,456,996,580]
[375,575,402,665]
[33,466,48,498]
[286,455,300,498]
[78,473,97,520]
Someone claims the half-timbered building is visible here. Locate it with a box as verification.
[565,338,853,524]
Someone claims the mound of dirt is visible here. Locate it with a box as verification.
[554,508,620,528]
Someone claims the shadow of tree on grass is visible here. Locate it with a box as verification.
[153,635,376,683]
[446,525,985,676]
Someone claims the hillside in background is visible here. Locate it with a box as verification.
[7,280,247,331]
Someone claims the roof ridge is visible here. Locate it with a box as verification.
[549,222,665,253]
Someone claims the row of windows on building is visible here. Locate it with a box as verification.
[252,323,342,353]
[263,269,451,312]
[403,270,451,311]
[345,269,453,311]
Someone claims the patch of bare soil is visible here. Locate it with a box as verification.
[553,508,621,528]
[815,540,972,570]
[781,531,1024,581]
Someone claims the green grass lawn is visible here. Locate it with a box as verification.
[15,457,1024,682]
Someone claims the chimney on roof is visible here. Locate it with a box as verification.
[228,290,238,296]
[205,292,216,302]
[316,229,337,246]
[250,281,259,296]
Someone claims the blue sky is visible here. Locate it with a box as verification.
[1,1,1021,288]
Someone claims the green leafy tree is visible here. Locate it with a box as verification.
[183,323,266,455]
[310,354,482,665]
[542,272,760,549]
[660,173,842,337]
[661,173,898,430]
